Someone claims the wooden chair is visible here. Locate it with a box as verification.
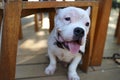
[0,0,112,80]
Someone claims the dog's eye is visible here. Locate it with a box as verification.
[85,22,89,27]
[64,17,71,21]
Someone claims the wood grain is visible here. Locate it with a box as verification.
[22,1,99,9]
[80,5,99,72]
[90,0,112,66]
[0,2,22,80]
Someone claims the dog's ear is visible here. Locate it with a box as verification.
[86,7,91,16]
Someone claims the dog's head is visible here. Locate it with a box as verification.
[54,7,91,54]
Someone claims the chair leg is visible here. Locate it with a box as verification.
[39,13,43,28]
[19,20,23,40]
[0,12,3,30]
[80,5,99,72]
[0,12,3,77]
[114,24,119,37]
[90,0,112,66]
[34,14,39,32]
[114,10,120,38]
[117,11,120,44]
[49,10,55,33]
[0,2,22,80]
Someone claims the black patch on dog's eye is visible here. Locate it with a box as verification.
[65,17,71,21]
[85,22,89,27]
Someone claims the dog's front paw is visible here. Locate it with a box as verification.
[45,64,56,75]
[68,72,80,80]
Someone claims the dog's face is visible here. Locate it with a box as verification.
[54,7,91,54]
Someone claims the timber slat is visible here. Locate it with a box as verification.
[22,1,99,9]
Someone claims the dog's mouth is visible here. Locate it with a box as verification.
[55,32,82,54]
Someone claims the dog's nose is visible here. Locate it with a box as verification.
[74,27,84,38]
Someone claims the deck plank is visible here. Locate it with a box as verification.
[80,69,120,80]
[16,75,68,80]
[92,59,120,71]
[16,63,68,79]
[16,68,120,80]
[16,54,48,65]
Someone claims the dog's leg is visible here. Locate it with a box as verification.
[68,56,81,80]
[45,49,56,75]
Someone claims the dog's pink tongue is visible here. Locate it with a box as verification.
[68,42,80,54]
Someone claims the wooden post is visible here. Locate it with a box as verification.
[90,0,112,66]
[0,10,3,30]
[80,5,99,72]
[116,11,120,44]
[19,20,23,40]
[49,9,55,33]
[34,14,39,32]
[114,10,120,37]
[0,1,22,80]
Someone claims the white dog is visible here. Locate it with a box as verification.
[45,6,91,80]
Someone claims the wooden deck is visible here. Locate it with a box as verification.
[16,8,120,80]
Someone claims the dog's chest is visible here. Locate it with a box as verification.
[53,48,76,62]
